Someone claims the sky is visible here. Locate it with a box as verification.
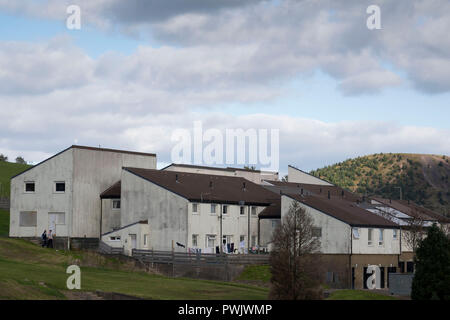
[0,0,449,175]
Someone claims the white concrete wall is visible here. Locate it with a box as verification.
[281,195,351,254]
[71,148,156,238]
[352,227,400,254]
[10,148,74,238]
[121,170,189,252]
[259,218,280,248]
[102,223,151,256]
[288,166,333,186]
[187,202,262,253]
[101,198,121,234]
[10,146,156,239]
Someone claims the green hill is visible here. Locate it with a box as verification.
[310,153,450,216]
[0,161,32,198]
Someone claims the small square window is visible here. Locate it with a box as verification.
[352,228,360,239]
[192,234,198,247]
[25,182,35,193]
[240,235,245,243]
[240,206,245,215]
[144,234,149,246]
[112,200,121,209]
[368,228,373,246]
[222,205,228,215]
[54,182,65,193]
[251,206,257,216]
[393,229,398,239]
[312,227,322,238]
[192,203,198,213]
[210,204,217,214]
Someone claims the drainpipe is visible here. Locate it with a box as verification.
[248,206,251,254]
[219,204,223,254]
[349,227,353,289]
[99,198,103,240]
[257,217,260,254]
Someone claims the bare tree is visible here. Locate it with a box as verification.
[403,210,427,253]
[281,175,288,182]
[269,201,322,300]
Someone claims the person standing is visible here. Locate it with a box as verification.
[47,230,53,248]
[41,230,47,247]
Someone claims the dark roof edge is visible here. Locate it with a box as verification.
[288,164,335,186]
[100,180,121,198]
[102,220,148,236]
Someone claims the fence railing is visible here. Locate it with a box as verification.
[99,241,124,255]
[132,249,270,266]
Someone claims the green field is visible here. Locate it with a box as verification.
[0,209,268,300]
[0,161,31,197]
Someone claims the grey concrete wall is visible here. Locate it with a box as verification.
[72,148,156,238]
[259,218,279,248]
[288,166,333,186]
[121,170,189,252]
[101,198,121,234]
[10,148,74,237]
[389,273,413,296]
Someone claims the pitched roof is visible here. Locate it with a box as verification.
[288,165,334,185]
[264,180,361,202]
[161,163,277,174]
[372,197,450,223]
[100,181,121,199]
[124,167,280,206]
[286,194,398,228]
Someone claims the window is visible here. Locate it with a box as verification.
[112,200,121,209]
[368,228,373,246]
[19,211,37,227]
[24,182,35,193]
[240,206,245,215]
[109,236,121,241]
[54,181,65,193]
[210,204,217,214]
[144,234,149,246]
[222,205,228,215]
[251,206,257,216]
[192,203,198,213]
[251,235,257,247]
[206,235,216,248]
[393,229,398,240]
[312,227,322,238]
[192,234,198,247]
[240,235,245,243]
[352,228,360,239]
[378,229,384,246]
[49,212,65,225]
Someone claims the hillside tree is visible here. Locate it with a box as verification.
[15,156,26,164]
[0,154,7,162]
[269,201,322,300]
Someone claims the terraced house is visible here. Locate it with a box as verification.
[9,145,157,249]
[100,168,280,254]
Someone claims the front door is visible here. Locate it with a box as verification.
[130,234,137,250]
[48,213,57,233]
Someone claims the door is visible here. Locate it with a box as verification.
[48,213,57,233]
[130,234,137,250]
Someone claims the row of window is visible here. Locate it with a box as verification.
[19,211,65,227]
[192,203,258,216]
[352,228,398,246]
[24,181,66,193]
[192,234,257,248]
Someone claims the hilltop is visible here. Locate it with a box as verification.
[310,153,450,216]
[0,161,32,198]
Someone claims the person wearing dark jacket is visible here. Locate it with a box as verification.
[47,230,53,248]
[41,230,47,247]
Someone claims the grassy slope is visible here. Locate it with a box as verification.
[0,209,9,237]
[0,237,268,300]
[0,161,32,197]
[310,153,450,216]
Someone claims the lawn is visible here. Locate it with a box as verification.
[326,289,399,300]
[0,236,268,300]
[0,161,31,198]
[236,265,271,283]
